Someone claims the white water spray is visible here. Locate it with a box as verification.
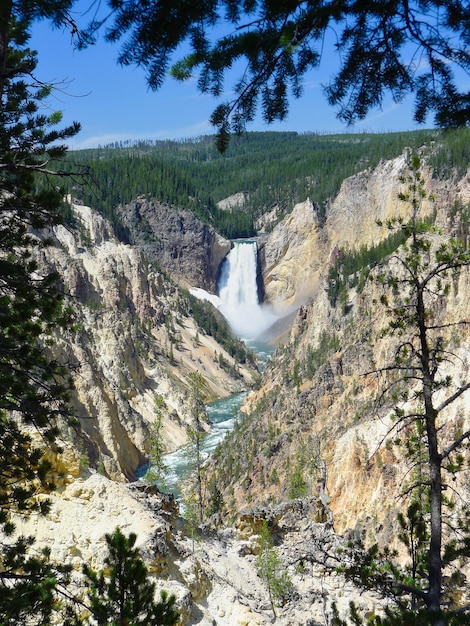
[218,241,277,339]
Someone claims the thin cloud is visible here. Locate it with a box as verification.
[69,120,214,149]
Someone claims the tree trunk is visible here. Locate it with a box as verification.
[417,283,443,625]
[426,412,444,626]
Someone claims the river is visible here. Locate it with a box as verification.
[160,338,274,498]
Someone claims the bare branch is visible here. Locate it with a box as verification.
[452,602,470,615]
[441,429,470,461]
[437,383,470,414]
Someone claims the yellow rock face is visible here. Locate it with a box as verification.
[262,156,439,311]
[222,154,470,545]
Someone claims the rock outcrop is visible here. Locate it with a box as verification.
[260,154,443,311]
[39,201,256,481]
[12,469,379,625]
[117,198,232,291]
[258,198,323,311]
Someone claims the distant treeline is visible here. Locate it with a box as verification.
[60,129,470,240]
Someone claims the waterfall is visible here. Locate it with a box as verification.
[217,241,277,340]
[160,241,278,497]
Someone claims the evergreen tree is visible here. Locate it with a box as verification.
[335,155,470,625]
[183,372,208,523]
[255,520,293,618]
[146,394,169,489]
[207,479,225,519]
[0,2,82,622]
[81,528,178,626]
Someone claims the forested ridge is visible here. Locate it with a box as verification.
[65,128,470,239]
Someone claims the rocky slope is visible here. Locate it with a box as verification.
[259,153,445,312]
[211,149,470,544]
[15,461,380,625]
[39,200,256,481]
[117,197,231,291]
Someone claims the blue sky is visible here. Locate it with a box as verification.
[30,12,435,150]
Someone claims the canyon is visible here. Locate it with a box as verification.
[18,144,470,623]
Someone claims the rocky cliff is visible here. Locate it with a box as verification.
[117,197,232,291]
[259,153,447,312]
[211,150,470,545]
[40,200,256,481]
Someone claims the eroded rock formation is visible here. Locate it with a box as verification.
[117,198,231,291]
[39,201,255,481]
